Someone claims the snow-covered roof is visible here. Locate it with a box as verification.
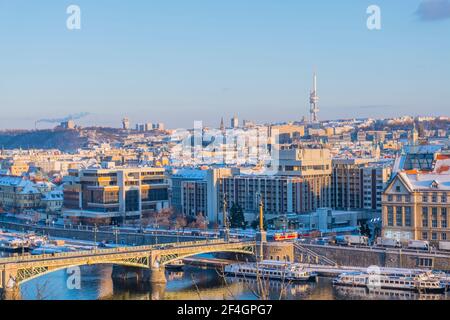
[171,169,208,180]
[0,175,28,187]
[404,144,443,154]
[18,182,40,194]
[0,175,45,194]
[42,190,63,200]
[434,156,450,174]
[400,172,450,191]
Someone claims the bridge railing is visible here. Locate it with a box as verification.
[0,238,244,265]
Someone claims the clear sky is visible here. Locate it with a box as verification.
[0,0,449,129]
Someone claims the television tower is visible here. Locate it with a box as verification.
[309,73,319,123]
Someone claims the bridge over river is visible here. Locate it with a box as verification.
[0,239,256,300]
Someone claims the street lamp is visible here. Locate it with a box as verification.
[93,224,98,245]
[114,228,119,245]
[22,228,25,255]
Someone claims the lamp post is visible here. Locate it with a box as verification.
[22,228,25,255]
[113,227,119,245]
[93,224,98,245]
[222,194,229,242]
[256,193,267,262]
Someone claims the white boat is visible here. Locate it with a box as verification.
[31,245,78,255]
[0,238,30,252]
[335,285,444,300]
[333,271,447,293]
[225,261,317,282]
[166,259,185,271]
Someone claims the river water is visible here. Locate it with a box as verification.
[2,251,449,301]
[11,264,450,300]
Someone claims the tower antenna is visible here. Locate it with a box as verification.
[309,72,319,123]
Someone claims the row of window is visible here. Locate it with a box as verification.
[387,193,449,203]
[422,207,448,228]
[422,193,448,203]
[422,232,447,241]
[387,206,412,227]
[387,206,449,228]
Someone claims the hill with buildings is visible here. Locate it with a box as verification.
[0,130,87,152]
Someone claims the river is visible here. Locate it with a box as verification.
[3,262,448,300]
[2,250,449,301]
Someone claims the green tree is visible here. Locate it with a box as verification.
[229,202,246,229]
[360,223,371,238]
[250,218,268,231]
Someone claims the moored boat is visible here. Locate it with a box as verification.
[0,238,30,253]
[166,259,185,271]
[333,271,447,293]
[225,260,317,282]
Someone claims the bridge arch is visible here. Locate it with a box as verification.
[14,258,151,287]
[1,241,257,291]
[155,245,255,266]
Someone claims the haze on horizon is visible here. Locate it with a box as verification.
[0,0,449,130]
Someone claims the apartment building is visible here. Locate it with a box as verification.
[219,175,330,223]
[0,175,62,213]
[332,159,392,212]
[0,160,29,176]
[218,148,333,222]
[170,168,233,223]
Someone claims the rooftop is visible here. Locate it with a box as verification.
[400,172,450,191]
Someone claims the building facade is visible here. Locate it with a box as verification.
[382,171,450,244]
[332,159,391,212]
[219,175,332,223]
[217,148,333,223]
[170,168,233,223]
[63,167,169,225]
[0,175,62,214]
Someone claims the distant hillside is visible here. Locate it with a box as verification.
[0,130,87,152]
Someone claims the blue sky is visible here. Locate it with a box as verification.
[0,0,449,129]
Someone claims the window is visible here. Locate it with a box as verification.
[388,195,393,202]
[422,232,428,240]
[442,194,447,203]
[387,206,394,226]
[396,207,403,227]
[442,233,447,241]
[396,195,402,202]
[405,207,412,227]
[422,207,429,227]
[418,258,433,268]
[432,233,438,240]
[442,208,447,228]
[432,208,438,228]
[422,194,428,203]
[432,194,438,203]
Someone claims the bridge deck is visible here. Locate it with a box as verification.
[0,239,255,268]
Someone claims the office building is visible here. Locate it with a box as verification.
[332,159,391,212]
[170,168,233,223]
[382,155,450,243]
[63,166,169,225]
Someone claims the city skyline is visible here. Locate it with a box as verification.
[1,0,449,130]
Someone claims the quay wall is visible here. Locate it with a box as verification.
[0,220,205,246]
[300,244,450,271]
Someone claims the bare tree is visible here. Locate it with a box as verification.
[149,208,173,228]
[172,214,187,230]
[20,279,52,300]
[188,213,207,230]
